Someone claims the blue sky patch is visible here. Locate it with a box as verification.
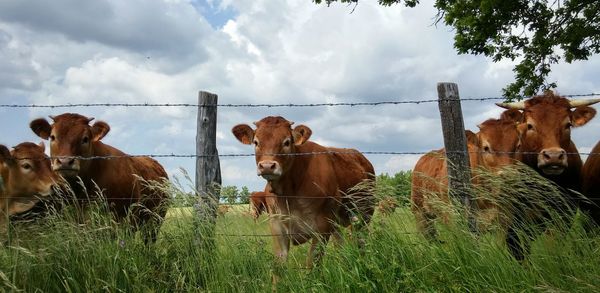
[191,0,237,28]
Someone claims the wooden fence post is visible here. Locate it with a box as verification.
[195,91,221,244]
[437,82,477,233]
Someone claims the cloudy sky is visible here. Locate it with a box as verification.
[1,0,599,192]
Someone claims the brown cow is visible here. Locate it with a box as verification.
[249,189,276,220]
[411,110,521,240]
[29,113,169,243]
[232,116,375,268]
[496,92,599,260]
[582,141,600,226]
[0,142,58,235]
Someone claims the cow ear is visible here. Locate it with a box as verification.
[292,125,312,145]
[500,109,523,123]
[232,124,254,145]
[571,106,596,127]
[0,144,14,166]
[465,130,479,146]
[30,118,52,140]
[91,121,110,141]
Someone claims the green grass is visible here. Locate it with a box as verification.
[1,200,599,292]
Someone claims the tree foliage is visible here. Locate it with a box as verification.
[221,185,239,204]
[239,186,250,204]
[314,0,600,100]
[376,171,412,206]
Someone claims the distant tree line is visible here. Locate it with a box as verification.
[171,170,413,207]
[376,170,412,207]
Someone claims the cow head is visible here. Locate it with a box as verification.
[497,93,599,175]
[0,142,57,218]
[30,113,110,178]
[232,116,311,181]
[471,109,523,170]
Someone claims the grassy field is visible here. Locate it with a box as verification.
[1,199,600,292]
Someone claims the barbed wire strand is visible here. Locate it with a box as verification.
[11,150,600,162]
[6,194,600,200]
[1,93,599,108]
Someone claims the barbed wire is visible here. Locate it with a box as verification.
[1,93,599,108]
[0,194,379,200]
[212,231,419,237]
[4,193,600,201]
[12,149,600,161]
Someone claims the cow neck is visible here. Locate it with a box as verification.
[83,141,127,178]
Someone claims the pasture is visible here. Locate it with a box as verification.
[1,177,600,292]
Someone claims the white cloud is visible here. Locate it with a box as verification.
[383,154,423,173]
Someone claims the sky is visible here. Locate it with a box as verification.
[1,0,599,192]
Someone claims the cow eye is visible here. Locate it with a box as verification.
[565,122,572,129]
[82,136,89,144]
[483,146,491,153]
[527,124,534,131]
[50,135,56,141]
[283,139,291,147]
[21,163,32,170]
[253,140,259,147]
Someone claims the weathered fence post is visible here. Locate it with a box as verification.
[437,82,477,233]
[195,91,222,245]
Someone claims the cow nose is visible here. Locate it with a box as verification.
[257,161,278,174]
[56,157,76,168]
[541,148,566,163]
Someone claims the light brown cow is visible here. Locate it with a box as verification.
[582,141,600,225]
[411,110,522,239]
[496,92,599,260]
[0,142,58,235]
[29,113,169,243]
[232,116,375,268]
[249,190,276,220]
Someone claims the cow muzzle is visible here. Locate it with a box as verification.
[538,148,567,175]
[257,160,282,180]
[53,157,80,177]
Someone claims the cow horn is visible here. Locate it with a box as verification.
[568,98,600,108]
[49,115,56,121]
[288,121,294,126]
[87,117,95,123]
[495,101,525,110]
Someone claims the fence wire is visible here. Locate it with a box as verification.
[12,150,600,161]
[1,93,599,108]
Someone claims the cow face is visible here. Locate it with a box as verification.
[232,116,311,181]
[30,113,110,178]
[474,109,523,170]
[0,142,56,216]
[497,94,599,175]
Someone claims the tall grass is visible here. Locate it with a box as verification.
[1,169,599,292]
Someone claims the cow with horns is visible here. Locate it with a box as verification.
[496,92,599,261]
[29,113,169,243]
[232,116,376,268]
